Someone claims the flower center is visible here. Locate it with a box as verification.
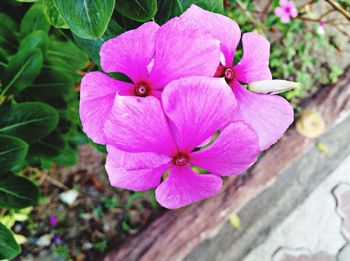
[224,68,235,80]
[285,7,291,14]
[173,153,189,166]
[214,65,236,83]
[134,82,150,97]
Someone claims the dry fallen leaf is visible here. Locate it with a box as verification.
[296,110,326,138]
[317,143,330,153]
[229,213,241,230]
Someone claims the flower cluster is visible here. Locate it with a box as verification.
[80,5,294,209]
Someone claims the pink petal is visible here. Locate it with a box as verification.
[104,94,177,155]
[231,81,294,150]
[155,165,223,209]
[280,0,289,6]
[148,17,220,89]
[162,76,236,152]
[281,14,291,23]
[190,122,259,176]
[105,145,171,191]
[234,32,272,84]
[180,4,241,65]
[290,8,298,18]
[286,2,296,9]
[100,22,159,83]
[274,7,284,17]
[79,72,133,144]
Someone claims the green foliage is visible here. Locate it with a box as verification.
[0,223,21,260]
[42,0,68,29]
[155,0,223,24]
[0,135,28,174]
[0,172,39,209]
[0,102,59,144]
[19,3,50,39]
[116,0,157,22]
[1,48,43,95]
[0,2,89,257]
[54,0,115,39]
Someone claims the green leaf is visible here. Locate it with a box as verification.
[0,172,39,209]
[0,102,59,144]
[155,0,223,24]
[17,70,75,101]
[54,0,115,39]
[52,143,77,166]
[20,3,50,39]
[19,31,49,52]
[1,48,43,95]
[0,13,18,52]
[43,0,68,28]
[0,135,28,174]
[47,40,89,71]
[29,130,66,158]
[116,0,157,22]
[73,19,124,65]
[0,223,21,260]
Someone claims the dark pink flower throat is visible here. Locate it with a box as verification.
[173,152,189,166]
[214,64,236,83]
[134,82,151,97]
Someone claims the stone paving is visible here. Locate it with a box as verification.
[243,154,350,261]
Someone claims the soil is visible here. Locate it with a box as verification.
[16,145,164,261]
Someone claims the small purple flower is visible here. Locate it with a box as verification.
[274,0,298,23]
[48,215,58,227]
[317,21,326,35]
[51,234,62,245]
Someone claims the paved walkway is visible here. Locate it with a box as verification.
[244,153,350,261]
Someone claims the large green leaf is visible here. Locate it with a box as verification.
[19,31,49,52]
[52,142,78,166]
[54,0,115,39]
[43,0,68,28]
[116,0,157,22]
[155,0,223,24]
[17,70,75,101]
[0,102,59,144]
[47,40,89,71]
[29,130,66,158]
[0,172,39,209]
[0,135,28,174]
[73,19,124,65]
[20,3,50,39]
[0,223,21,260]
[1,48,43,95]
[0,13,18,52]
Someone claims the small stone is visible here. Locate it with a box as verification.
[82,241,93,250]
[59,190,79,206]
[36,234,53,247]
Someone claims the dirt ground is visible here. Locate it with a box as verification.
[17,145,163,261]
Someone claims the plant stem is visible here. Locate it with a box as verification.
[325,0,350,21]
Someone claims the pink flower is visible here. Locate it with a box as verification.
[181,5,294,150]
[104,77,260,209]
[80,18,220,145]
[274,0,298,23]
